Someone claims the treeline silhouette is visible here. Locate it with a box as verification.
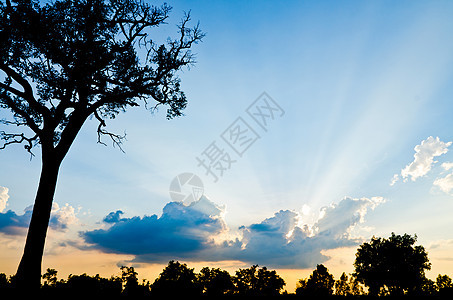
[1,233,453,298]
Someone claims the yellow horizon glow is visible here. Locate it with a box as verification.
[2,233,453,294]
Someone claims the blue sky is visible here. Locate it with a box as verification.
[2,0,453,290]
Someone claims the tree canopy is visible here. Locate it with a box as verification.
[197,267,234,296]
[0,0,203,288]
[150,260,201,297]
[233,265,286,296]
[354,232,431,296]
[1,0,204,154]
[296,264,334,297]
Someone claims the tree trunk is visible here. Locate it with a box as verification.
[15,147,63,289]
[13,107,88,289]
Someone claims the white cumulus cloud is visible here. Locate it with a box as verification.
[0,186,9,212]
[393,136,451,184]
[433,174,453,195]
[433,161,453,196]
[441,162,453,171]
[50,203,78,231]
[390,174,399,186]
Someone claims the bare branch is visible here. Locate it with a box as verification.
[112,1,170,47]
[93,110,126,152]
[0,131,38,158]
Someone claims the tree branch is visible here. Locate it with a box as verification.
[0,81,28,99]
[0,93,42,134]
[93,109,126,152]
[0,63,50,119]
[0,131,38,158]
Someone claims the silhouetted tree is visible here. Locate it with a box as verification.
[296,264,334,297]
[354,232,431,296]
[335,272,350,296]
[151,260,201,297]
[295,278,308,294]
[67,273,102,295]
[417,278,437,296]
[120,266,149,296]
[64,272,122,296]
[233,265,258,295]
[0,0,203,289]
[437,274,453,290]
[233,265,285,296]
[41,268,57,287]
[197,267,234,296]
[348,274,365,296]
[0,273,9,288]
[120,266,137,291]
[256,266,286,296]
[437,274,453,297]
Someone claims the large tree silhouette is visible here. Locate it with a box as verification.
[0,0,203,288]
[354,232,431,296]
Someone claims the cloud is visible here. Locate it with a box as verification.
[82,196,227,259]
[392,136,451,185]
[103,210,125,223]
[0,186,9,212]
[81,196,384,268]
[433,173,453,195]
[0,206,32,235]
[0,202,78,235]
[390,174,399,186]
[406,136,452,178]
[314,196,384,238]
[231,197,384,268]
[50,202,78,231]
[441,162,453,171]
[433,162,453,195]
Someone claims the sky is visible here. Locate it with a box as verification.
[2,0,453,292]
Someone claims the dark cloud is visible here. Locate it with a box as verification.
[82,196,226,259]
[103,210,125,223]
[0,203,77,235]
[0,207,32,235]
[81,196,383,268]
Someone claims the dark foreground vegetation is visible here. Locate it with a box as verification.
[1,233,453,298]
